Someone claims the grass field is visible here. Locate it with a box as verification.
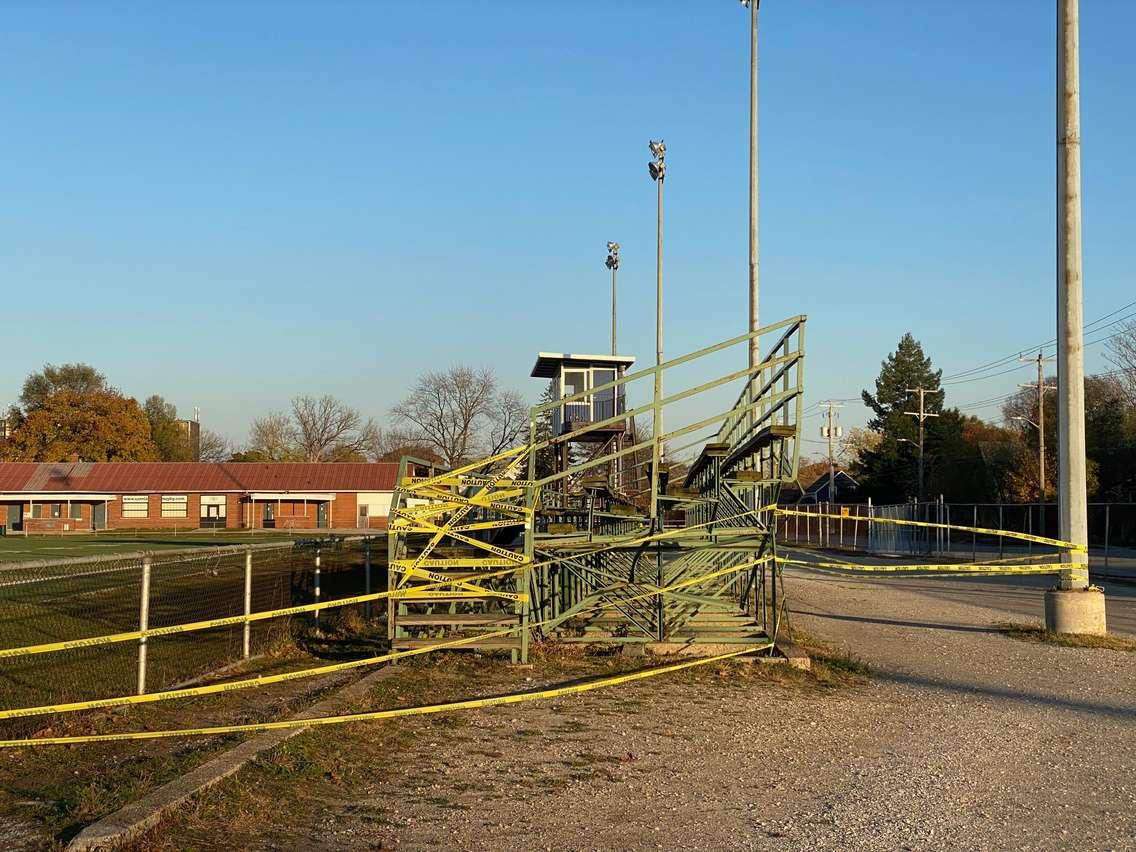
[0,530,302,563]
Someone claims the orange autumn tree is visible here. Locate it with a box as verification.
[3,389,157,462]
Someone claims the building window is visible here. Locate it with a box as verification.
[122,495,149,519]
[161,495,188,518]
[69,504,82,520]
[34,503,63,519]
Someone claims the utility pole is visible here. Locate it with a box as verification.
[1057,0,1088,591]
[1049,0,1105,632]
[820,401,844,503]
[606,242,620,356]
[740,0,760,368]
[1018,350,1056,501]
[904,387,942,503]
[648,140,667,522]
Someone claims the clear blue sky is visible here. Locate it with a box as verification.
[3,1,1134,448]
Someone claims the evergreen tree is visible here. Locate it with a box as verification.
[861,333,942,432]
[855,334,944,503]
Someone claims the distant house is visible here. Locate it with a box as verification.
[0,462,428,533]
[798,469,860,504]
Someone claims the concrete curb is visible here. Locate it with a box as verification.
[66,665,401,852]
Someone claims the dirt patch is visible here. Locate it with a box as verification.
[141,643,865,849]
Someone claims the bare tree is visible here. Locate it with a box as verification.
[484,389,530,457]
[291,395,379,462]
[390,367,528,468]
[1106,319,1136,404]
[247,411,300,461]
[367,426,443,465]
[198,428,232,463]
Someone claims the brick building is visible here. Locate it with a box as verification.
[0,462,414,533]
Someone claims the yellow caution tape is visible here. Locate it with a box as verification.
[773,508,1088,552]
[0,644,769,747]
[399,444,529,491]
[397,518,527,535]
[386,564,522,601]
[458,476,539,488]
[776,556,1089,576]
[389,558,521,569]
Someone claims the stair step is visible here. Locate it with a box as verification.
[392,638,522,651]
[397,613,517,626]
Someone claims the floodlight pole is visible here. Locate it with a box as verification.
[742,0,760,369]
[649,141,666,522]
[606,242,620,356]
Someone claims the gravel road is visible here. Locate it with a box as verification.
[164,563,1136,851]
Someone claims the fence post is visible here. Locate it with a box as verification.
[867,497,873,554]
[313,546,322,629]
[137,555,151,695]
[364,538,373,619]
[243,548,252,659]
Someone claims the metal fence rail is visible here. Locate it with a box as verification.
[0,537,380,725]
[777,500,1136,578]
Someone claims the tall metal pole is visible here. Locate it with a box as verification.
[1019,350,1054,506]
[611,262,618,356]
[649,141,666,522]
[1057,0,1088,591]
[745,0,760,368]
[606,242,620,356]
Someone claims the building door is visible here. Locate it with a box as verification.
[263,503,275,528]
[7,504,22,532]
[92,503,106,531]
[317,502,328,528]
[358,504,369,529]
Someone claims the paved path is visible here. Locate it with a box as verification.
[773,557,1136,849]
[782,544,1136,636]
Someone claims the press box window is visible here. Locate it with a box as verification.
[122,496,149,519]
[161,495,188,518]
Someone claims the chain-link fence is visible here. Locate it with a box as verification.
[0,536,384,723]
[777,501,1136,579]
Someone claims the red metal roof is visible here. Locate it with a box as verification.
[220,463,399,492]
[0,462,400,494]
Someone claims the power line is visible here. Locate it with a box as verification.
[939,298,1136,382]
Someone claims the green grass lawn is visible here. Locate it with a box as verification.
[0,530,301,563]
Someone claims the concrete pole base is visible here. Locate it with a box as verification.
[1044,587,1107,635]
